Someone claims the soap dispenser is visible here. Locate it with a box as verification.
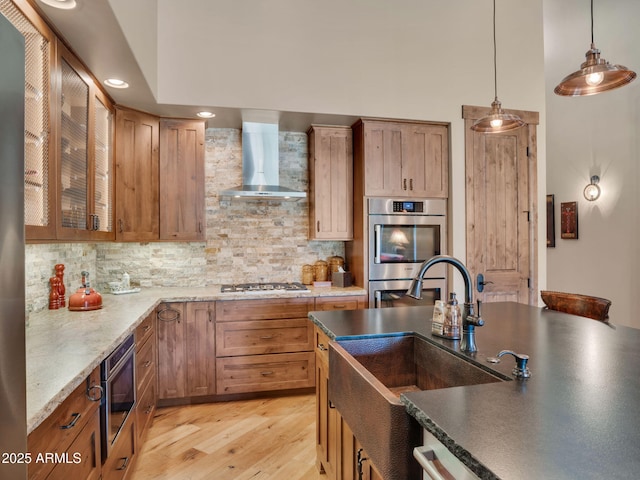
[443,292,461,339]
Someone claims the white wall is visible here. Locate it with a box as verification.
[544,0,640,326]
[148,0,547,297]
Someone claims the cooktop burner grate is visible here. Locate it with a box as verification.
[220,282,309,293]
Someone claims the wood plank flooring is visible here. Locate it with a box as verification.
[130,393,325,480]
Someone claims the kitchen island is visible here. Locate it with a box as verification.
[309,302,640,480]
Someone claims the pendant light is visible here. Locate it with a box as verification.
[471,0,525,133]
[554,0,636,96]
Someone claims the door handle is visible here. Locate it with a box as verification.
[476,273,494,293]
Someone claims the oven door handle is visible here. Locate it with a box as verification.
[374,224,381,263]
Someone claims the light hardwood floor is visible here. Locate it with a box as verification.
[130,393,325,480]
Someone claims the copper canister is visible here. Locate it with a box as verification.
[328,256,345,273]
[302,264,315,285]
[314,260,329,282]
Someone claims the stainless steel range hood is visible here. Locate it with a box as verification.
[220,121,307,200]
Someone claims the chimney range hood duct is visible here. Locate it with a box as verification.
[220,121,307,200]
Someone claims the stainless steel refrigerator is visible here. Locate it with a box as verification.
[0,12,27,480]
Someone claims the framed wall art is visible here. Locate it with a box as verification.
[560,201,578,239]
[546,194,555,247]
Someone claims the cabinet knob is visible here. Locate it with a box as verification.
[403,178,407,190]
[118,218,124,233]
[409,178,413,191]
[317,220,320,233]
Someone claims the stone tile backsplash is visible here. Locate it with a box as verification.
[25,128,345,313]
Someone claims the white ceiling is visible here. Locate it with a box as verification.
[32,0,358,131]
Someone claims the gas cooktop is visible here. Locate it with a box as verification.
[220,282,309,293]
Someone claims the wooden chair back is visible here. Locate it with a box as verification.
[540,290,612,322]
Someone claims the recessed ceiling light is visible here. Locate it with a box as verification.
[104,78,129,89]
[197,111,216,118]
[40,0,76,10]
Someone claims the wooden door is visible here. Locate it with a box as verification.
[115,107,159,242]
[308,125,353,240]
[159,119,205,241]
[463,106,539,305]
[185,302,216,397]
[401,123,449,198]
[156,303,186,399]
[357,120,404,196]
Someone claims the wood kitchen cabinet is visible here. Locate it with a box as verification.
[134,312,157,446]
[156,302,216,402]
[101,415,136,480]
[216,298,315,395]
[6,0,115,242]
[27,367,102,480]
[314,295,367,311]
[308,125,353,240]
[114,107,160,242]
[55,41,114,241]
[159,119,205,241]
[115,113,206,242]
[2,0,58,240]
[353,118,449,198]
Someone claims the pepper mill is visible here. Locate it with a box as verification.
[49,277,60,309]
[55,264,66,307]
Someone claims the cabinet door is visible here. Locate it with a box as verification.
[156,303,186,399]
[401,123,448,198]
[159,119,205,240]
[46,409,101,480]
[308,125,353,241]
[361,121,404,196]
[315,328,338,478]
[90,93,114,239]
[185,302,216,397]
[2,0,58,240]
[115,107,160,241]
[57,46,90,239]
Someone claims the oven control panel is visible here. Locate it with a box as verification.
[392,201,424,213]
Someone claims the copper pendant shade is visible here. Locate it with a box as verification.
[471,0,525,134]
[554,0,636,96]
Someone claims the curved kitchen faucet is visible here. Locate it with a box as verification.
[406,255,484,352]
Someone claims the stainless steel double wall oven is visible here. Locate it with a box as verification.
[367,198,447,308]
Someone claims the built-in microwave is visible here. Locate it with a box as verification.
[368,198,447,282]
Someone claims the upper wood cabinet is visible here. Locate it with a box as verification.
[114,107,160,242]
[55,42,115,241]
[159,119,205,241]
[3,0,58,240]
[308,125,353,240]
[353,118,449,198]
[115,111,206,242]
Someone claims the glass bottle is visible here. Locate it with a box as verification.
[444,292,461,339]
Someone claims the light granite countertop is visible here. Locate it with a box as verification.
[26,284,365,434]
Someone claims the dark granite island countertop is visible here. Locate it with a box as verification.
[308,302,640,480]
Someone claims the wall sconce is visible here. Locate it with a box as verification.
[583,175,601,201]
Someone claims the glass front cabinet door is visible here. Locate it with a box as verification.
[57,41,114,240]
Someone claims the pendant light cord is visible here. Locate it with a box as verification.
[590,0,594,44]
[493,0,498,100]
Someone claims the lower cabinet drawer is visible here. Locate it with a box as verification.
[136,379,156,443]
[135,335,156,391]
[102,416,135,480]
[28,367,102,480]
[216,318,313,356]
[216,352,315,394]
[46,408,101,480]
